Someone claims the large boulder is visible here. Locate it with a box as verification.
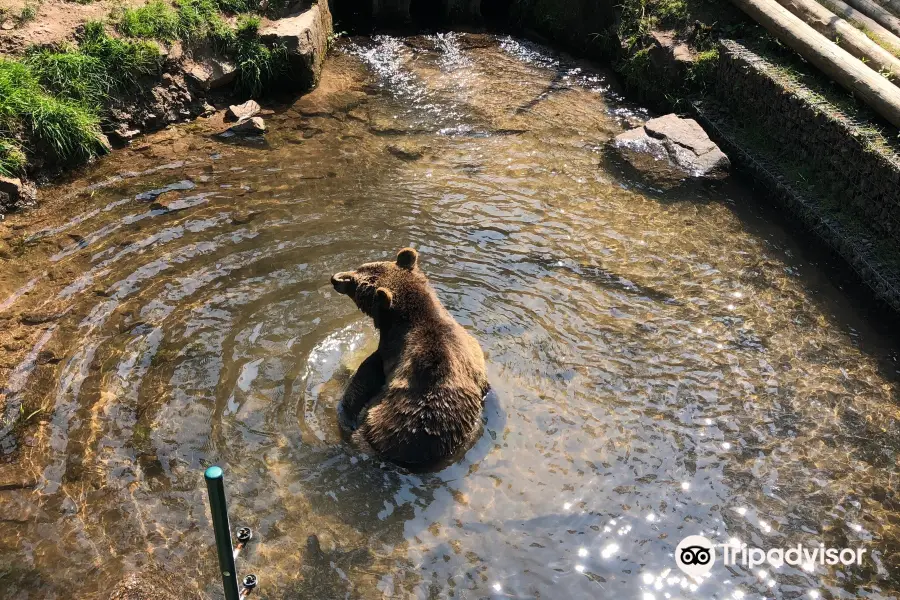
[613,114,730,182]
[259,1,332,92]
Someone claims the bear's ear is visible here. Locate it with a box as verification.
[375,287,393,310]
[396,247,418,270]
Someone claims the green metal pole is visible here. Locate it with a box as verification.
[204,466,241,600]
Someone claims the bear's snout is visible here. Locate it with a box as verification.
[331,272,356,295]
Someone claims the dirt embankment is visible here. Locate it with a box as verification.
[0,0,145,56]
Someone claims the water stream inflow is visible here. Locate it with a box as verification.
[0,34,898,599]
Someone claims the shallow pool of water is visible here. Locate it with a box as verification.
[0,34,899,599]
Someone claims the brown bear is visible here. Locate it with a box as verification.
[330,247,489,467]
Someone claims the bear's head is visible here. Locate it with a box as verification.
[331,248,426,327]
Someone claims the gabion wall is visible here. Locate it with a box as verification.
[715,39,900,242]
[695,40,900,312]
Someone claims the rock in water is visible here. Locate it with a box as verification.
[226,100,261,122]
[614,114,730,182]
[386,142,426,161]
[227,117,266,136]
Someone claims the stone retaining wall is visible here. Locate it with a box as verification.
[714,39,900,242]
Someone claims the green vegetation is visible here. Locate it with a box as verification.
[618,0,690,51]
[117,0,182,40]
[817,0,900,59]
[619,47,654,91]
[612,0,763,100]
[18,2,38,24]
[24,50,112,106]
[763,52,898,155]
[0,139,27,177]
[723,114,900,271]
[0,21,162,177]
[1,0,290,180]
[23,24,160,104]
[686,47,719,88]
[115,0,233,43]
[113,1,289,97]
[0,59,104,165]
[231,16,289,97]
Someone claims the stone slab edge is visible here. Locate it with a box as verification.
[260,0,333,91]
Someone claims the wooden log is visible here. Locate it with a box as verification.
[819,0,900,55]
[774,0,900,79]
[729,0,900,127]
[842,0,900,36]
[876,0,900,18]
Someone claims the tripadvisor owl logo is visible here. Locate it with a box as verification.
[675,535,716,578]
[674,535,868,579]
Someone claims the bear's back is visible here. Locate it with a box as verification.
[361,317,487,466]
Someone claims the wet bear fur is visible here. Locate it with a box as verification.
[330,248,488,467]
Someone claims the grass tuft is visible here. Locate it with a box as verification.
[686,48,719,89]
[0,59,105,163]
[232,15,289,97]
[113,5,289,98]
[24,48,110,106]
[216,0,257,13]
[80,21,162,87]
[2,0,290,181]
[175,0,232,43]
[0,139,27,177]
[0,21,162,173]
[113,0,240,49]
[18,2,37,23]
[117,0,180,40]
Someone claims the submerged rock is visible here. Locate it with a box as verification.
[226,100,261,122]
[259,1,332,92]
[386,142,427,161]
[108,564,185,600]
[614,114,730,182]
[20,311,64,325]
[0,489,46,523]
[294,90,368,117]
